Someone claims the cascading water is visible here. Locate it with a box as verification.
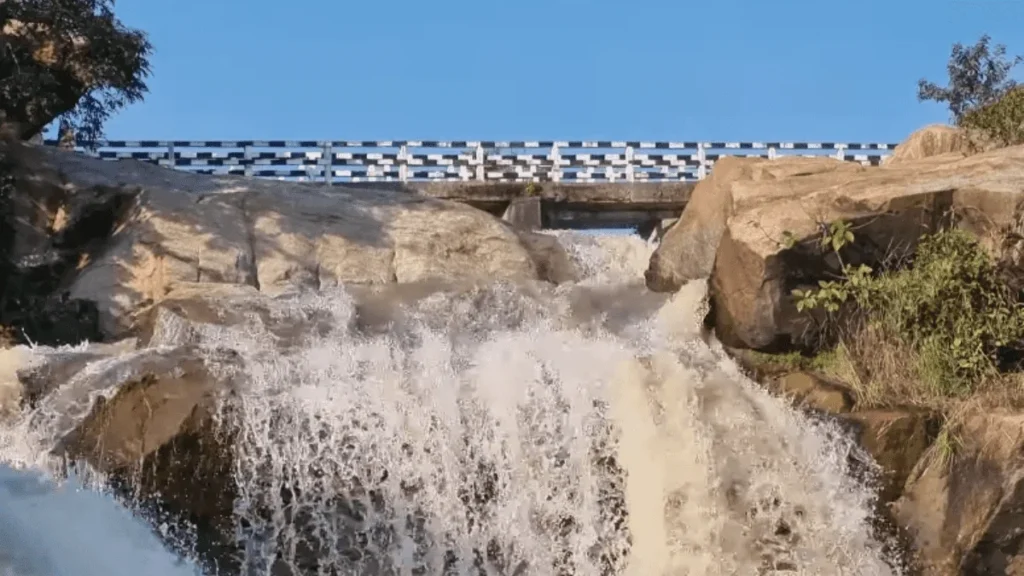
[0,231,902,575]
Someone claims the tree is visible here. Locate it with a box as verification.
[918,34,1022,124]
[0,0,151,143]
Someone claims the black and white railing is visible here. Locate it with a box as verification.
[46,139,899,183]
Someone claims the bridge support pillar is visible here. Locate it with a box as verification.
[502,197,542,231]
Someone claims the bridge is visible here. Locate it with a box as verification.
[46,139,898,233]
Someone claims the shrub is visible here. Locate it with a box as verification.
[794,223,1024,398]
[0,0,152,142]
[959,85,1024,147]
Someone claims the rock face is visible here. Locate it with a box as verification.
[894,411,1024,575]
[649,141,1024,349]
[1,142,574,339]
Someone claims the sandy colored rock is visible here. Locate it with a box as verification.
[708,145,1024,349]
[3,142,559,337]
[884,125,973,166]
[770,371,854,414]
[893,410,1024,575]
[646,156,862,292]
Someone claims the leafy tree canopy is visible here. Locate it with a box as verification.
[0,0,151,143]
[918,35,1021,124]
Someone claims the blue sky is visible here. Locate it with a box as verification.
[97,0,1023,144]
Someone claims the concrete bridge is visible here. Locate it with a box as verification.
[344,180,691,236]
[47,138,897,234]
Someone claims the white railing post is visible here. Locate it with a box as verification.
[768,147,777,160]
[323,142,333,186]
[625,146,635,183]
[835,144,846,162]
[475,144,485,181]
[399,144,408,183]
[243,144,253,177]
[550,143,561,182]
[696,143,707,180]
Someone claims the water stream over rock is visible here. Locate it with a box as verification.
[0,231,901,575]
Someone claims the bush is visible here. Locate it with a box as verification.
[0,0,152,142]
[794,224,1024,398]
[959,85,1024,147]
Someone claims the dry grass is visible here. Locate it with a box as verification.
[797,321,1024,414]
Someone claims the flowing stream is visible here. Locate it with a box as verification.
[0,231,901,575]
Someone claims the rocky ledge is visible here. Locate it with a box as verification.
[0,139,576,343]
[652,124,1024,574]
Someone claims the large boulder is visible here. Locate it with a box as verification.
[893,410,1024,575]
[7,341,244,573]
[883,125,973,166]
[700,145,1024,349]
[646,155,864,292]
[2,142,573,338]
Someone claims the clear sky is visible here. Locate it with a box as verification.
[95,0,1023,144]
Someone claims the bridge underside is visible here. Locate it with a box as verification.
[340,181,692,234]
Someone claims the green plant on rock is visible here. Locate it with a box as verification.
[959,85,1024,147]
[791,220,872,314]
[790,220,1024,396]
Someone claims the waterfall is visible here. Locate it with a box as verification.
[0,232,900,575]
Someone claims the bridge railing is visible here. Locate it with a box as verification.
[45,139,898,184]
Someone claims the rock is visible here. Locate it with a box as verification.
[646,156,863,292]
[883,125,973,166]
[705,145,1024,349]
[515,230,578,284]
[893,410,1024,575]
[36,344,244,573]
[129,282,341,350]
[0,347,32,418]
[838,410,939,505]
[2,142,560,339]
[769,371,855,414]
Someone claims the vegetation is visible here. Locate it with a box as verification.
[917,34,1024,148]
[0,0,152,143]
[918,34,1021,124]
[960,85,1024,148]
[789,220,1024,406]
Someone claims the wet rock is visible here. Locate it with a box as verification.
[893,410,1024,575]
[515,230,578,284]
[838,409,940,505]
[14,339,138,407]
[45,345,245,574]
[768,371,855,414]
